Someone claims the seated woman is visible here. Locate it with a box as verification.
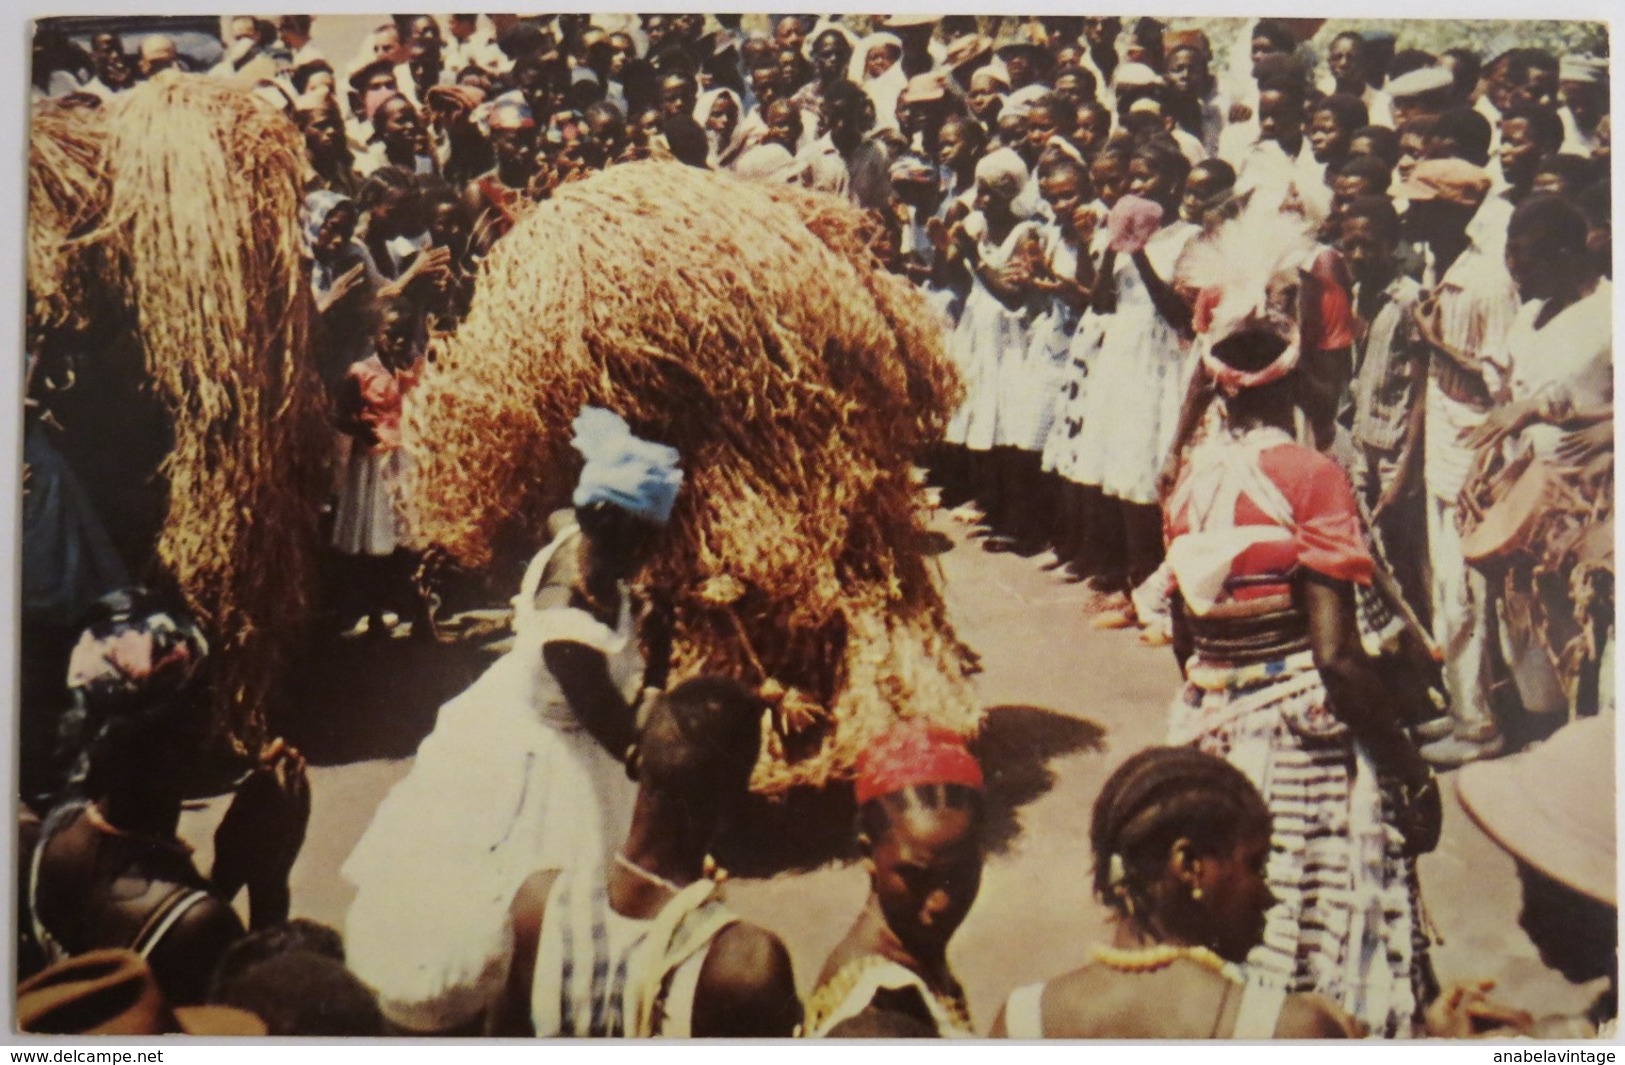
[22,590,310,1006]
[804,724,984,1038]
[341,406,682,1034]
[992,746,1356,1038]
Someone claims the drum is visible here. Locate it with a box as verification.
[1461,457,1578,564]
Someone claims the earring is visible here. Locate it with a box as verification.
[1191,886,1204,901]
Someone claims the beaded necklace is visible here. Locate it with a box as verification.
[613,852,686,896]
[1090,942,1243,985]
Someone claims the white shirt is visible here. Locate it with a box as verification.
[1560,107,1602,157]
[1495,279,1613,458]
[444,30,507,77]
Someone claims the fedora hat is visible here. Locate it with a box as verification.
[19,950,267,1037]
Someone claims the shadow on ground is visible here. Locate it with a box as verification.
[714,703,1105,878]
[278,630,502,766]
[975,704,1106,856]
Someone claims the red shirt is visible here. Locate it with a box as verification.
[1166,440,1373,601]
[347,355,419,451]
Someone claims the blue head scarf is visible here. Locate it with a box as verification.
[570,407,683,525]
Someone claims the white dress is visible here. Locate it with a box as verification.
[1047,215,1113,485]
[1019,223,1079,461]
[341,523,643,1032]
[1071,221,1199,505]
[943,214,1044,452]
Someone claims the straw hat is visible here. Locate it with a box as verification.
[1393,158,1491,207]
[1457,716,1617,905]
[19,950,268,1037]
[945,34,993,74]
[881,14,940,29]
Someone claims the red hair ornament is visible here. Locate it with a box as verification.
[855,723,984,806]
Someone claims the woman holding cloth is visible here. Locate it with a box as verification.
[342,407,682,1034]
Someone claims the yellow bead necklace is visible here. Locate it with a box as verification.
[1090,942,1243,985]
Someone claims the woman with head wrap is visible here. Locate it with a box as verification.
[805,724,984,1037]
[850,32,906,134]
[692,86,746,168]
[940,147,1047,548]
[341,407,684,1035]
[23,590,310,1006]
[304,190,384,390]
[1158,324,1440,1036]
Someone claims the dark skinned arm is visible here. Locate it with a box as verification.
[1299,346,1353,452]
[1089,250,1119,315]
[1170,592,1194,678]
[1372,399,1427,520]
[488,869,559,1036]
[976,257,1032,310]
[691,923,802,1037]
[1131,248,1194,337]
[1301,571,1440,855]
[638,590,675,693]
[331,372,374,442]
[1159,369,1218,502]
[144,897,246,1006]
[1036,239,1096,315]
[1300,571,1431,786]
[542,641,638,761]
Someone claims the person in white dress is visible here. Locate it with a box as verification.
[1031,156,1106,576]
[341,407,683,1034]
[941,148,1045,539]
[1072,138,1199,618]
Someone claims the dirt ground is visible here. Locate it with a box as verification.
[178,507,1605,1035]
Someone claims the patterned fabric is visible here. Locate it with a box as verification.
[804,955,973,1037]
[1166,426,1429,1035]
[1350,276,1427,452]
[65,605,208,722]
[1167,655,1430,1036]
[533,870,736,1037]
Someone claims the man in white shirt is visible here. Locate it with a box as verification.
[1465,196,1612,721]
[791,79,890,211]
[1556,55,1608,157]
[1397,159,1521,767]
[1321,30,1394,128]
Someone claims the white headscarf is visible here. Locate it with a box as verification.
[693,87,745,167]
[851,32,907,133]
[974,146,1040,219]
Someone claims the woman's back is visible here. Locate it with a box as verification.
[1011,960,1353,1039]
[29,803,240,1005]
